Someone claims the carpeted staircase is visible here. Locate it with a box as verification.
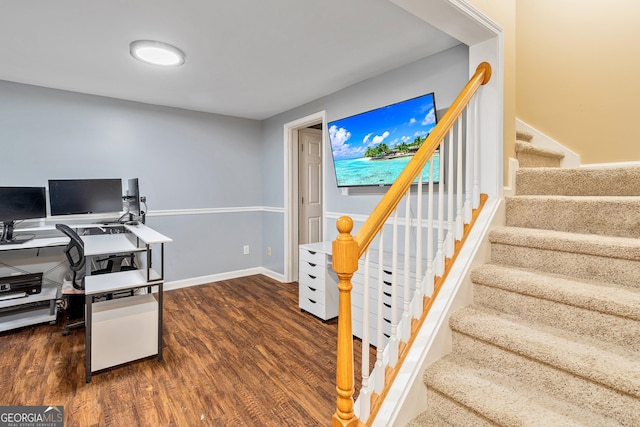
[407,134,640,426]
[515,129,565,167]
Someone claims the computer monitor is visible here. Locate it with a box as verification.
[123,178,141,221]
[48,179,123,216]
[0,187,47,244]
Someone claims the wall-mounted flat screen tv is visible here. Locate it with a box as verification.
[328,92,439,187]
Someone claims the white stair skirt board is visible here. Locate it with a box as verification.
[91,293,158,372]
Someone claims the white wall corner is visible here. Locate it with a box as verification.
[516,118,581,167]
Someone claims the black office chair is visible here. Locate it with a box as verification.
[56,224,137,336]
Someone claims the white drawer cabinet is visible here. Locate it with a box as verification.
[299,242,420,346]
[298,242,338,321]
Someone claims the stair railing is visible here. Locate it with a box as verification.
[331,62,492,426]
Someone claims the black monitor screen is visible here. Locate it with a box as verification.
[0,187,47,223]
[49,179,123,216]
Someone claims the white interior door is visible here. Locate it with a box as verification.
[298,128,323,245]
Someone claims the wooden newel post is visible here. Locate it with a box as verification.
[332,216,360,427]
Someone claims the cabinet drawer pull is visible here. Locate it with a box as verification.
[308,287,317,292]
[308,250,317,255]
[308,262,317,267]
[308,298,317,304]
[307,274,316,279]
[384,333,390,338]
[383,302,391,308]
[383,269,392,275]
[383,291,391,297]
[383,281,392,286]
[383,317,391,323]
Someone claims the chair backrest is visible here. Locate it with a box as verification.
[56,224,86,290]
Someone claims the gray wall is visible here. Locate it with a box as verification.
[0,43,468,285]
[0,81,263,283]
[261,44,469,274]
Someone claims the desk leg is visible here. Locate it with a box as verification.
[85,294,92,383]
[158,282,163,361]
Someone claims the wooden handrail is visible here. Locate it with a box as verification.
[331,62,491,427]
[354,62,491,255]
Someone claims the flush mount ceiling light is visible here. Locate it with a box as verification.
[129,40,185,67]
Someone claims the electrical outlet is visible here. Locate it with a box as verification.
[243,245,250,255]
[267,247,272,256]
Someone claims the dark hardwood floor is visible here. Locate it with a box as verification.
[0,275,373,426]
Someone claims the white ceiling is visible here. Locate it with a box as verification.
[0,0,461,120]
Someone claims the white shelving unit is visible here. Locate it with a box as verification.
[83,223,171,382]
[0,284,58,332]
[0,235,67,333]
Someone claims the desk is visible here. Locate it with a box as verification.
[82,223,172,382]
[0,222,173,380]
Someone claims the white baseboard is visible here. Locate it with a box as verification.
[580,160,640,168]
[516,118,580,167]
[165,267,285,291]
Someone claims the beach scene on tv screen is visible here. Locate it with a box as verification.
[329,92,439,187]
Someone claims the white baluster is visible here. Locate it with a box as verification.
[435,141,445,277]
[374,232,385,394]
[401,192,411,342]
[424,155,435,296]
[464,104,473,223]
[456,118,464,239]
[413,172,424,319]
[359,249,371,420]
[388,209,399,368]
[473,96,480,208]
[446,129,455,257]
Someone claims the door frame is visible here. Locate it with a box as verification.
[283,111,327,283]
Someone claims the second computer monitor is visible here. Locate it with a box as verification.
[49,179,123,216]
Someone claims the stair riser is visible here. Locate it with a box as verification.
[517,152,561,168]
[491,243,640,289]
[473,283,640,353]
[505,198,640,238]
[516,167,640,196]
[426,389,495,427]
[451,332,640,426]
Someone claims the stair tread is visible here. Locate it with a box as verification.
[515,166,640,196]
[425,357,623,426]
[450,305,640,397]
[504,195,640,238]
[515,140,565,159]
[516,129,534,142]
[489,226,640,260]
[507,194,640,202]
[471,264,640,321]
